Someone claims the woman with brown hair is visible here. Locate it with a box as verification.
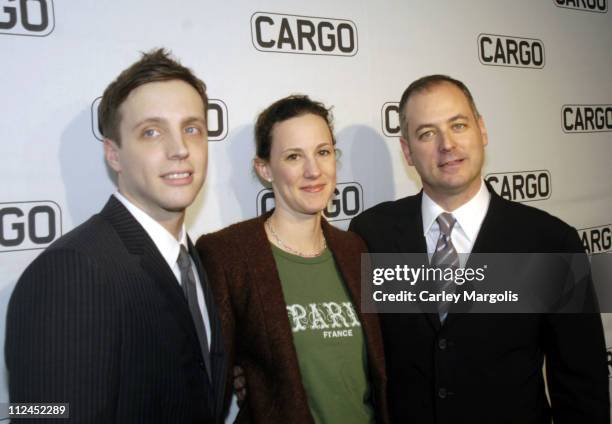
[196,95,389,424]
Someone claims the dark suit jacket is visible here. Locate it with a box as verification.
[349,188,609,424]
[196,213,390,424]
[5,196,227,423]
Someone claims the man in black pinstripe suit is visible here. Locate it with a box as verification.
[6,49,227,423]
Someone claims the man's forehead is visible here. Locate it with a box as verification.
[119,81,205,120]
[406,83,473,120]
[408,82,466,105]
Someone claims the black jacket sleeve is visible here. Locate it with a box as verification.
[5,248,120,423]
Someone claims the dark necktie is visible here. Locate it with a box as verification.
[177,245,211,379]
[431,213,460,323]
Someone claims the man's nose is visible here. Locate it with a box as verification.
[167,130,189,159]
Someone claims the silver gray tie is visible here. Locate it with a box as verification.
[430,213,460,323]
[177,245,211,378]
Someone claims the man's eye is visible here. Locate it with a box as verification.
[286,153,300,161]
[185,126,201,135]
[318,148,332,156]
[453,123,467,131]
[143,128,160,137]
[419,130,434,140]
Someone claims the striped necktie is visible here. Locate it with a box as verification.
[431,213,460,323]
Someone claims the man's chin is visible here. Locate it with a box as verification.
[162,202,193,213]
[160,196,198,214]
[437,178,482,197]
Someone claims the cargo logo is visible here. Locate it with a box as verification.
[381,102,400,137]
[1,201,62,253]
[91,97,229,141]
[0,0,55,37]
[251,12,358,56]
[91,97,103,141]
[579,224,611,255]
[208,99,228,141]
[485,170,551,202]
[478,34,545,69]
[561,105,612,133]
[554,0,607,13]
[257,182,363,222]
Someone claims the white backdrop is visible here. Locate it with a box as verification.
[1,0,611,419]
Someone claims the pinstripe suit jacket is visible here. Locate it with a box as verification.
[6,196,227,423]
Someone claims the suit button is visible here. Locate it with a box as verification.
[438,338,447,350]
[438,388,447,399]
[199,361,205,369]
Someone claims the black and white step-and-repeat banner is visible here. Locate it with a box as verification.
[1,0,611,417]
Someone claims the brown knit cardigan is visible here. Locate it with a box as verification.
[196,213,390,424]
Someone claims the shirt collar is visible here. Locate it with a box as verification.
[421,180,491,242]
[113,192,188,268]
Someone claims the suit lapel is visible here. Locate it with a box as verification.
[138,243,201,347]
[444,185,506,328]
[392,193,429,255]
[392,193,441,331]
[100,197,211,379]
[470,189,507,255]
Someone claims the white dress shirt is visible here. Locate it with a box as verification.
[422,180,491,265]
[113,192,211,347]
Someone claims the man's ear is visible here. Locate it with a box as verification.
[253,157,272,183]
[478,115,489,147]
[104,138,121,173]
[400,137,414,166]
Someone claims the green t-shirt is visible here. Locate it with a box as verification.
[271,244,375,424]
